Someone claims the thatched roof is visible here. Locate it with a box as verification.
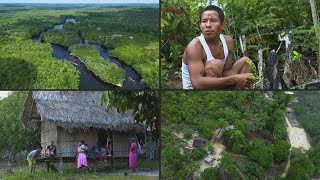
[21,91,145,132]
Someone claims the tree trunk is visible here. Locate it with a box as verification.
[309,0,320,75]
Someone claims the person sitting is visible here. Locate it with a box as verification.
[181,5,252,89]
[97,144,107,169]
[91,142,101,159]
[45,141,56,158]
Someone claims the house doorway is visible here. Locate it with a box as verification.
[98,129,113,156]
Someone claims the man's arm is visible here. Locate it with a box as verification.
[187,40,246,89]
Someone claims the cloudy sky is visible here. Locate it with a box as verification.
[1,0,158,3]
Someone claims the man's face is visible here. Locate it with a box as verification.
[199,10,223,39]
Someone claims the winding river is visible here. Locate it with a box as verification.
[32,18,146,89]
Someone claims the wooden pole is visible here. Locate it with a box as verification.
[239,34,247,56]
[280,29,293,87]
[267,50,282,89]
[258,45,264,89]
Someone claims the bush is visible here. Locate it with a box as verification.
[207,144,214,152]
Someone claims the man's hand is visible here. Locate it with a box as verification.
[233,73,252,88]
[204,60,224,77]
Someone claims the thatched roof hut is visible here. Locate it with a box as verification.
[21,91,145,158]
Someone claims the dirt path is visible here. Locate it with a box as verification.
[285,115,311,150]
[282,108,311,177]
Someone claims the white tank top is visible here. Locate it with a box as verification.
[181,34,229,89]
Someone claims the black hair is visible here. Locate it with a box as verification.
[80,140,85,144]
[199,5,224,23]
[38,146,43,149]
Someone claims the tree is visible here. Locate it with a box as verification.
[234,119,249,135]
[248,139,274,168]
[218,153,242,179]
[309,0,320,73]
[245,161,266,180]
[253,113,269,130]
[286,155,315,180]
[101,91,159,135]
[222,128,246,153]
[200,167,218,180]
[308,143,320,172]
[273,140,290,163]
[0,92,40,162]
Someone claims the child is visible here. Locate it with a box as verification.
[99,144,107,168]
[27,146,43,173]
[77,140,88,172]
[45,141,56,157]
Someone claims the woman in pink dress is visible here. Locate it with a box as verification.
[77,140,88,171]
[128,138,137,172]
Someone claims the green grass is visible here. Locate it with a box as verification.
[69,44,125,86]
[0,159,158,180]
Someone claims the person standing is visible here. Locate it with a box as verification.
[76,140,88,172]
[128,138,137,172]
[26,146,43,173]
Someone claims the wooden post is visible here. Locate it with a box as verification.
[58,157,63,174]
[267,50,282,89]
[280,29,293,87]
[258,45,264,89]
[46,161,50,173]
[239,34,247,56]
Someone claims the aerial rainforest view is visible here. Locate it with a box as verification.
[162,91,320,179]
[0,2,159,89]
[161,0,320,89]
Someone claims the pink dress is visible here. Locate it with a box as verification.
[77,145,88,168]
[129,142,137,168]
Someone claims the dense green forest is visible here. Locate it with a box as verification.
[161,0,320,89]
[0,4,159,89]
[161,91,320,179]
[69,44,125,86]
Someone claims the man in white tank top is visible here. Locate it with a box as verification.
[181,5,252,89]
